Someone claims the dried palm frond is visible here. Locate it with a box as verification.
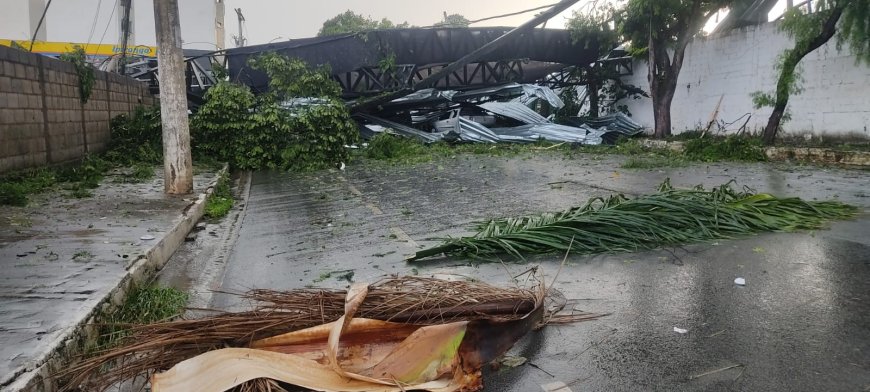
[59,277,597,392]
[410,180,858,261]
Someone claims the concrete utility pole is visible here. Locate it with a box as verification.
[153,0,193,194]
[233,8,246,47]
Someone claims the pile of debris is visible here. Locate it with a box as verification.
[61,276,602,392]
[353,83,644,145]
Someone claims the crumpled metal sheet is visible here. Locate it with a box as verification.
[479,102,550,125]
[355,113,442,143]
[572,113,643,135]
[490,124,605,144]
[512,85,565,109]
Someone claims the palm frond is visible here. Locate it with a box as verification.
[410,180,858,261]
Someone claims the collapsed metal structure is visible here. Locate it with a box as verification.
[123,0,643,145]
[224,27,604,98]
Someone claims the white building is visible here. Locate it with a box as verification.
[0,0,225,51]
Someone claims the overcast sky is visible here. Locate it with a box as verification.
[221,0,597,46]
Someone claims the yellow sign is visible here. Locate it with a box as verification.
[0,39,157,58]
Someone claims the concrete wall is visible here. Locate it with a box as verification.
[619,21,870,138]
[0,45,156,174]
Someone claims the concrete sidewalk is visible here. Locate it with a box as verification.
[0,166,222,390]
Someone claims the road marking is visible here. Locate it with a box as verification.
[540,381,573,392]
[389,227,418,248]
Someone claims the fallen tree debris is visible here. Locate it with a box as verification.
[409,180,858,261]
[60,277,600,392]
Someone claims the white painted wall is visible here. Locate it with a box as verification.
[619,21,870,138]
[0,0,220,51]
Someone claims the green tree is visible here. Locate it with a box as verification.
[318,10,407,36]
[566,4,623,118]
[435,13,471,28]
[756,0,869,145]
[248,53,341,99]
[620,0,734,138]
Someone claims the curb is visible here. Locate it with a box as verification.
[9,164,229,392]
[640,140,870,167]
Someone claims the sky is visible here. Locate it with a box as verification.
[221,0,597,46]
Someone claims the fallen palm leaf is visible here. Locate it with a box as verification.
[61,276,599,392]
[154,282,536,391]
[409,180,858,261]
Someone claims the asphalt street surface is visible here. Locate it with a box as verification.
[170,153,870,391]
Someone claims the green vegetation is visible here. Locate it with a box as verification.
[621,156,687,169]
[204,172,234,219]
[620,0,734,138]
[104,106,163,165]
[191,53,359,171]
[123,162,155,183]
[683,135,767,162]
[435,13,471,28]
[318,10,408,36]
[410,179,858,261]
[754,0,870,144]
[364,133,430,162]
[362,133,577,164]
[98,285,187,348]
[0,107,162,206]
[59,45,95,103]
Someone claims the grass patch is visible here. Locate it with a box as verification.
[361,133,582,165]
[683,135,767,162]
[621,156,687,169]
[98,285,187,349]
[364,133,431,163]
[204,173,234,219]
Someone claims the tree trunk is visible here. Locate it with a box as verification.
[761,5,844,145]
[652,88,674,138]
[587,67,600,118]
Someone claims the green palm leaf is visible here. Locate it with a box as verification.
[409,180,858,262]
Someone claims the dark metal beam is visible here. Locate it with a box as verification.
[350,0,582,112]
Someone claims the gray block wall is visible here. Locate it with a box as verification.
[0,45,157,174]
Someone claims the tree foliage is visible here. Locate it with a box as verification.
[191,54,358,170]
[318,10,407,36]
[565,4,647,118]
[619,0,733,138]
[60,45,95,103]
[248,53,341,99]
[757,0,870,144]
[435,13,471,28]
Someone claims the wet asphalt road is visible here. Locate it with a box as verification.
[200,153,870,391]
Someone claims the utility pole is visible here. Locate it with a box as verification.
[153,0,193,194]
[233,8,246,47]
[119,0,132,75]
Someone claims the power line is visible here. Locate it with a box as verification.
[29,0,53,51]
[95,0,120,55]
[467,3,560,25]
[84,0,104,54]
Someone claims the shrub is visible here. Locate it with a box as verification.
[0,183,28,206]
[190,53,358,171]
